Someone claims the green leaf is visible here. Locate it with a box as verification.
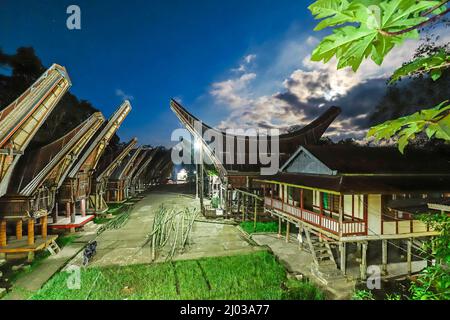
[367,100,450,153]
[390,50,450,83]
[309,0,445,71]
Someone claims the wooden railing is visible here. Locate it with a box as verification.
[265,197,366,236]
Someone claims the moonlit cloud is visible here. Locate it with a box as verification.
[209,30,450,141]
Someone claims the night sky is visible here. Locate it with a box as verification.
[1,1,447,146]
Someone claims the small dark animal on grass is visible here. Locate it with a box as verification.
[83,241,97,266]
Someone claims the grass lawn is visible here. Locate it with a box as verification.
[240,221,286,235]
[30,251,324,300]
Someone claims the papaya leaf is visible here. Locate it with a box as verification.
[308,0,445,71]
[367,100,450,153]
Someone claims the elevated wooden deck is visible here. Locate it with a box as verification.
[48,215,94,230]
[0,235,57,253]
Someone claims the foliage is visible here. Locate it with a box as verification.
[56,235,79,248]
[409,213,450,300]
[308,0,449,71]
[240,221,285,234]
[352,289,375,300]
[386,293,402,300]
[390,49,450,83]
[281,279,325,300]
[367,100,450,153]
[30,251,324,300]
[210,196,220,209]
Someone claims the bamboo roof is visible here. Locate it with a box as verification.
[0,64,71,196]
[7,112,104,196]
[67,100,131,178]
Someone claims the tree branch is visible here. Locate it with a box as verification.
[421,0,450,17]
[379,8,450,37]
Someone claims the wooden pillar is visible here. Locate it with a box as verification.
[382,239,388,275]
[298,225,304,250]
[66,202,71,218]
[54,202,59,223]
[278,217,282,239]
[16,220,23,240]
[71,202,76,223]
[253,196,257,229]
[0,220,7,247]
[339,195,344,238]
[407,238,412,275]
[242,194,246,221]
[339,242,347,275]
[360,242,368,280]
[41,216,48,239]
[237,193,241,219]
[27,219,35,246]
[80,198,86,217]
[286,221,290,243]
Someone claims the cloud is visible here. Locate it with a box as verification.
[209,29,450,140]
[231,53,257,73]
[115,89,134,101]
[244,54,257,64]
[210,72,256,109]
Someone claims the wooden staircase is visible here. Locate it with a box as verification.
[304,228,344,285]
[46,239,61,256]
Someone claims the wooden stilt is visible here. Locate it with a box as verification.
[286,221,290,243]
[253,197,257,229]
[41,215,48,239]
[71,202,76,223]
[340,242,347,275]
[54,202,59,223]
[407,238,412,275]
[0,220,7,247]
[16,220,23,240]
[382,239,388,275]
[27,251,35,263]
[27,219,35,246]
[242,195,246,221]
[66,202,71,218]
[237,193,241,220]
[361,242,368,280]
[278,217,282,239]
[298,225,304,250]
[81,198,86,217]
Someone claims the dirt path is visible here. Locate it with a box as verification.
[69,189,262,268]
